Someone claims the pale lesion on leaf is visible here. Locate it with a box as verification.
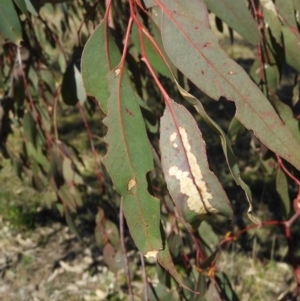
[168,127,217,215]
[144,249,158,259]
[114,68,121,77]
[127,178,136,191]
[170,132,178,148]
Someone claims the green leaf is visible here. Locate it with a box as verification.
[276,167,290,217]
[0,0,22,44]
[23,112,37,148]
[146,283,175,301]
[275,0,298,29]
[158,0,300,172]
[13,0,29,18]
[261,0,282,44]
[204,0,261,46]
[81,21,121,114]
[24,0,39,16]
[157,238,194,292]
[282,26,300,73]
[36,104,51,132]
[62,157,84,185]
[269,95,300,144]
[58,183,76,212]
[65,209,83,242]
[131,21,173,78]
[216,272,240,301]
[198,220,219,253]
[160,98,233,227]
[293,0,300,20]
[205,281,222,301]
[249,59,280,93]
[103,68,162,256]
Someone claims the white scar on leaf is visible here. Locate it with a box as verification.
[168,127,216,214]
[169,132,178,148]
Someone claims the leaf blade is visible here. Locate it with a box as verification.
[158,0,300,171]
[0,0,22,44]
[160,99,233,227]
[204,0,261,45]
[103,69,162,256]
[81,21,121,114]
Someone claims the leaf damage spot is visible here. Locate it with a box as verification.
[114,68,121,77]
[168,127,216,215]
[127,178,136,191]
[144,250,158,259]
[170,132,177,142]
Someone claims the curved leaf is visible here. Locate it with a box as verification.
[160,98,233,228]
[103,68,162,256]
[0,0,22,44]
[157,0,300,171]
[175,80,260,224]
[204,0,261,45]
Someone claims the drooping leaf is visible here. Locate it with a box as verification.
[157,237,195,292]
[13,0,29,18]
[275,0,298,29]
[293,0,300,21]
[95,208,120,249]
[131,21,173,78]
[36,104,51,132]
[58,183,77,213]
[0,0,22,44]
[261,0,282,44]
[23,112,37,148]
[65,209,83,242]
[204,0,261,46]
[198,220,219,253]
[282,26,300,73]
[158,0,300,171]
[103,68,162,257]
[205,281,222,301]
[249,59,280,95]
[24,0,39,16]
[81,21,121,114]
[174,82,260,224]
[276,167,290,217]
[216,272,240,301]
[147,283,176,301]
[269,95,300,144]
[62,157,84,185]
[160,98,233,228]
